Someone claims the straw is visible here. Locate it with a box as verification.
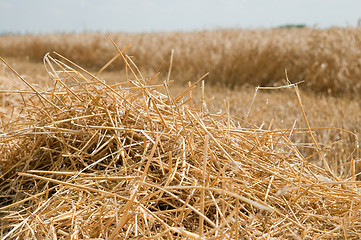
[0,46,360,239]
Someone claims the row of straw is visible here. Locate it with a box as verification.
[0,45,360,239]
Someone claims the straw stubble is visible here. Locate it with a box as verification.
[0,47,360,239]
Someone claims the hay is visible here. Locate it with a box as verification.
[0,46,360,239]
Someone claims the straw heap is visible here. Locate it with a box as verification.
[0,47,360,239]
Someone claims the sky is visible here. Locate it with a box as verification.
[0,0,360,34]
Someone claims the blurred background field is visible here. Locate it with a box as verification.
[1,27,361,97]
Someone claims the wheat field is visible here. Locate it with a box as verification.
[1,27,361,96]
[0,28,361,239]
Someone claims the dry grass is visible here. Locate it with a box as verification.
[1,27,361,96]
[0,39,360,239]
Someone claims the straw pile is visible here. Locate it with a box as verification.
[0,46,360,239]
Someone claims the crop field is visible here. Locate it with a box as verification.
[0,28,361,239]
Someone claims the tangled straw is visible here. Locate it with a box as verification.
[0,45,360,239]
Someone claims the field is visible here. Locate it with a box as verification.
[0,28,361,239]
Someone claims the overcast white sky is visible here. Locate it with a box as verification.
[0,0,360,34]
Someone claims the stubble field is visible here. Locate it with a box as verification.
[0,28,361,239]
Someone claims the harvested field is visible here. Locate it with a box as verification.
[0,29,360,239]
[1,27,361,97]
